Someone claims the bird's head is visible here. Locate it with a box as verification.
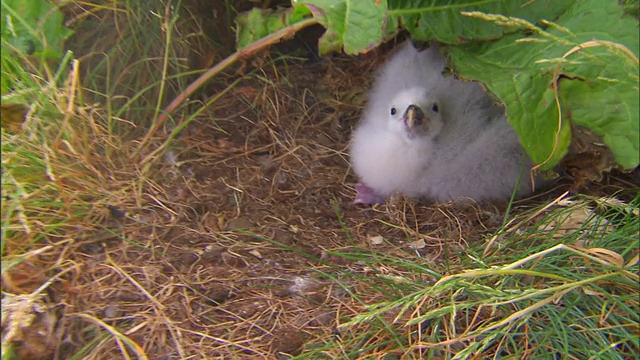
[387,87,442,141]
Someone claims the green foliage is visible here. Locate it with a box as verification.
[236,1,389,54]
[0,0,73,59]
[390,0,574,44]
[448,1,639,169]
[299,0,388,54]
[0,0,73,96]
[0,48,26,96]
[236,7,307,51]
[234,0,639,171]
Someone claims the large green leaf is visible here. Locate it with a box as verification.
[391,0,574,44]
[295,0,388,54]
[236,1,389,55]
[447,1,639,169]
[560,53,639,169]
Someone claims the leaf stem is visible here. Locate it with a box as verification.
[136,17,319,162]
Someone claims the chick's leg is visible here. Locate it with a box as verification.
[354,183,386,205]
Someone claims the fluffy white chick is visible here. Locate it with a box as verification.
[350,42,536,204]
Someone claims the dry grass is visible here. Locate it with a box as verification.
[2,2,638,359]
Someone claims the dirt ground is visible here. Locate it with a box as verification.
[5,36,638,359]
[72,51,498,358]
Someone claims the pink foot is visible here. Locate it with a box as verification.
[354,183,385,205]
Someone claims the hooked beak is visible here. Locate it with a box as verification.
[403,104,425,129]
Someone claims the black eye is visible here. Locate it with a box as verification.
[390,107,397,115]
[432,104,439,112]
